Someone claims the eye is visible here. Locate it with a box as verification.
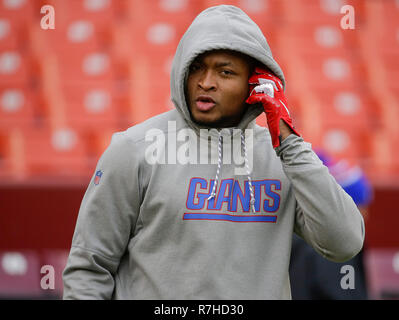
[221,69,234,76]
[189,63,201,73]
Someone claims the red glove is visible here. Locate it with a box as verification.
[246,67,300,148]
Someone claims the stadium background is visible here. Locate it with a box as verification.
[0,0,398,299]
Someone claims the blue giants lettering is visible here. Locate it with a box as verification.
[231,180,250,212]
[186,178,281,213]
[186,177,214,210]
[214,179,234,210]
[252,180,281,212]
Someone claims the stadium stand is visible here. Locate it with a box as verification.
[0,0,398,299]
[365,249,399,299]
[0,250,42,299]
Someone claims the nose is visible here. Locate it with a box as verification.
[198,70,216,91]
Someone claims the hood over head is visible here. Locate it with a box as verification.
[170,5,285,132]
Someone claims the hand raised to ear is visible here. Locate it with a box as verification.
[246,67,300,148]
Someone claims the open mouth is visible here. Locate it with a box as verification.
[195,95,216,111]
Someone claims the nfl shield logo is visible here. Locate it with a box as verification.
[94,170,103,185]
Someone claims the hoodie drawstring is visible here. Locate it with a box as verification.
[241,132,256,213]
[207,133,222,202]
[207,131,256,213]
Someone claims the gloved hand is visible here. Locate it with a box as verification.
[246,67,300,148]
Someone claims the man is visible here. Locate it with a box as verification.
[289,151,373,300]
[63,5,364,299]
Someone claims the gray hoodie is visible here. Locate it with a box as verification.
[62,5,364,300]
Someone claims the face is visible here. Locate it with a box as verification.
[186,50,252,128]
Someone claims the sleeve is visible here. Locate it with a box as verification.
[275,134,365,263]
[62,132,141,299]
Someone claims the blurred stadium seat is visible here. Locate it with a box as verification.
[61,82,120,130]
[20,128,90,178]
[0,49,30,85]
[365,248,399,299]
[0,250,42,299]
[281,0,365,25]
[369,130,399,181]
[203,0,280,31]
[0,86,36,129]
[127,0,197,34]
[302,53,361,90]
[0,17,20,49]
[0,0,35,24]
[312,88,372,130]
[39,0,117,55]
[308,125,370,165]
[127,54,173,124]
[84,129,114,164]
[0,249,69,299]
[55,50,115,86]
[281,23,348,56]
